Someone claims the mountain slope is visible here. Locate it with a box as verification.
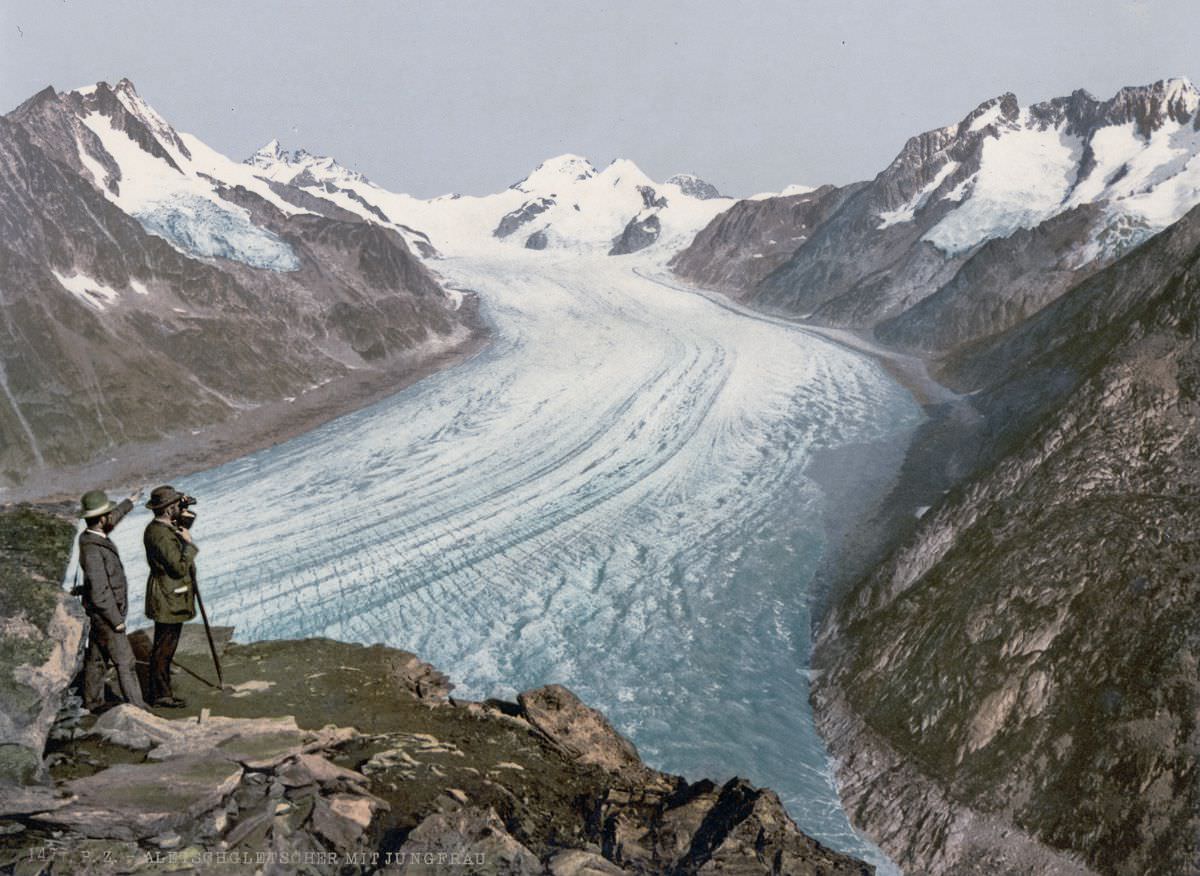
[0,80,475,487]
[674,79,1200,355]
[813,204,1200,874]
[667,183,860,300]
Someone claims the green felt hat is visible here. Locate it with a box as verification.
[80,490,118,520]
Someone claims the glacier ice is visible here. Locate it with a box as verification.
[104,252,917,873]
[134,196,300,271]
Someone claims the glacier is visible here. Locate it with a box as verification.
[104,251,920,872]
[133,196,301,272]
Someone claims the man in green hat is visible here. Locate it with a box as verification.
[143,485,198,708]
[78,487,148,712]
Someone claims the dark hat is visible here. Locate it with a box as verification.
[80,489,118,519]
[146,485,184,511]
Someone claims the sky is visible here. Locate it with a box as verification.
[0,1,1195,198]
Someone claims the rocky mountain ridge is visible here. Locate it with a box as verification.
[672,78,1200,356]
[0,79,478,492]
[811,200,1200,874]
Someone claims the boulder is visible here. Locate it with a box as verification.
[548,848,626,875]
[395,806,542,875]
[276,752,370,792]
[603,776,872,875]
[0,782,74,816]
[34,754,242,840]
[309,792,385,851]
[517,684,642,776]
[90,703,309,766]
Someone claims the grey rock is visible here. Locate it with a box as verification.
[636,185,667,209]
[308,792,384,851]
[666,174,722,200]
[34,754,242,840]
[601,777,873,874]
[395,806,542,875]
[874,204,1107,353]
[608,214,661,256]
[670,184,853,298]
[547,848,625,875]
[275,752,369,792]
[517,684,642,776]
[0,783,75,816]
[0,517,86,784]
[89,703,307,766]
[495,197,554,239]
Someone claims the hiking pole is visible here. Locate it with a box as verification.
[192,577,224,689]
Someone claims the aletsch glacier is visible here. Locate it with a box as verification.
[19,75,1200,874]
[49,87,923,868]
[102,246,920,870]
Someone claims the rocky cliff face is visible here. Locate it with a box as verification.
[813,206,1200,874]
[0,81,476,488]
[0,507,81,786]
[673,79,1200,357]
[668,185,856,300]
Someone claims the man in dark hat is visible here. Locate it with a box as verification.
[78,488,148,712]
[143,485,198,708]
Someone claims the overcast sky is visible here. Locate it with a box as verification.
[1,1,1195,198]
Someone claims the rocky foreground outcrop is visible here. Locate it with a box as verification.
[812,204,1200,873]
[0,508,81,785]
[0,505,871,875]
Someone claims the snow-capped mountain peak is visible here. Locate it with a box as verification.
[956,93,1020,136]
[598,157,653,187]
[862,79,1200,260]
[33,80,309,270]
[244,140,368,186]
[511,154,598,193]
[248,138,287,167]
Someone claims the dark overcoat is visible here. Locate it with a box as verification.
[143,520,198,623]
[78,499,134,629]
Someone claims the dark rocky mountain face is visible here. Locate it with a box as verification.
[673,79,1200,357]
[669,184,857,300]
[873,204,1109,353]
[665,173,723,200]
[813,205,1200,875]
[608,213,661,255]
[0,82,475,487]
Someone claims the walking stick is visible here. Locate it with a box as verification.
[192,577,224,689]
